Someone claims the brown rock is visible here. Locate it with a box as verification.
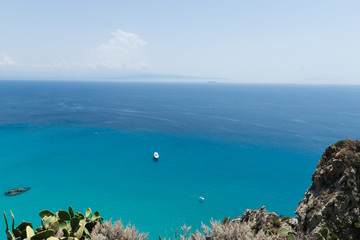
[295,139,360,239]
[232,206,298,235]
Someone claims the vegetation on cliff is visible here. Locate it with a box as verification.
[296,139,360,239]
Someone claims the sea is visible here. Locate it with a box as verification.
[0,80,359,238]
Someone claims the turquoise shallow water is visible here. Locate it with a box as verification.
[0,81,359,238]
[0,125,316,238]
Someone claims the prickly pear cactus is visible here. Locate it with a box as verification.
[4,206,103,240]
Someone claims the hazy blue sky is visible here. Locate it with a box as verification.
[0,1,359,83]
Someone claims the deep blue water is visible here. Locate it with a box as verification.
[0,81,359,238]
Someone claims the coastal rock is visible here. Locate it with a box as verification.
[5,187,31,196]
[295,139,360,239]
[232,206,298,234]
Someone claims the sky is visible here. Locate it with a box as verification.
[0,0,359,83]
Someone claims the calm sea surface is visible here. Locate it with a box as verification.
[0,81,359,238]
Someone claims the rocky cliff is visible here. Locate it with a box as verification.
[295,139,360,239]
[233,140,360,239]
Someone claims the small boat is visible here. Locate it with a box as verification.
[154,152,159,160]
[199,196,205,201]
[5,187,31,196]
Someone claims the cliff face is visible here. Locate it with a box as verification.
[295,140,360,239]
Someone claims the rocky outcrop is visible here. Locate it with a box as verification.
[4,187,31,196]
[232,206,298,235]
[224,140,360,239]
[295,139,360,239]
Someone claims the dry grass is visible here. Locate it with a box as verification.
[90,219,149,240]
[90,219,314,240]
[162,220,311,240]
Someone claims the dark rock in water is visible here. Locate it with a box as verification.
[5,187,31,196]
[296,139,360,239]
[232,206,298,235]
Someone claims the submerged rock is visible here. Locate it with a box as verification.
[5,187,31,196]
[296,139,360,239]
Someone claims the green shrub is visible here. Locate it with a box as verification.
[281,216,292,221]
[354,220,360,228]
[338,222,345,229]
[273,218,281,228]
[221,217,231,225]
[335,140,346,148]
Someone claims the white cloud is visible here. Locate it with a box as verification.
[0,54,19,66]
[0,30,149,72]
[88,29,148,69]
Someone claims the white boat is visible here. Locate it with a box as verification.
[154,152,159,159]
